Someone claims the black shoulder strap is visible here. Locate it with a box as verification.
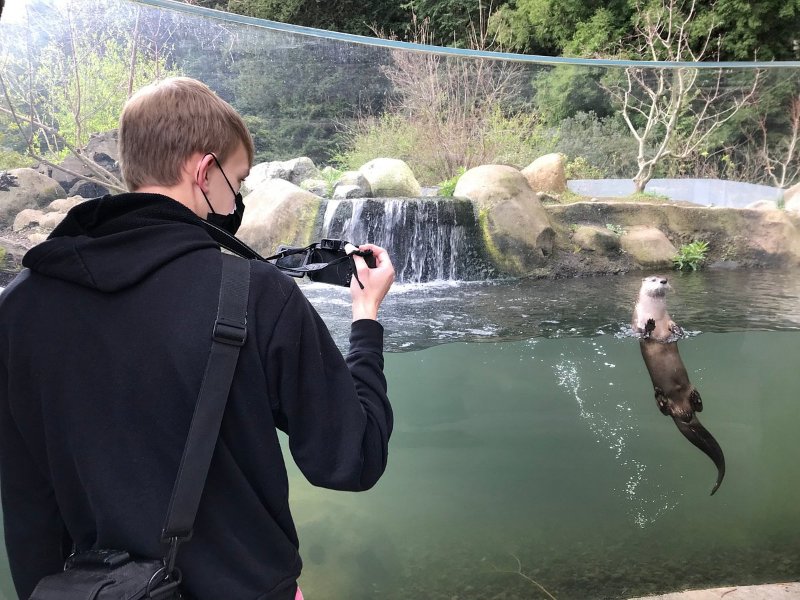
[161,253,251,559]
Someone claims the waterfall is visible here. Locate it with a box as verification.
[316,197,493,283]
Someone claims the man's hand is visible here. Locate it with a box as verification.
[349,244,394,321]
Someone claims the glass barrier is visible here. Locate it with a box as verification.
[1,0,798,598]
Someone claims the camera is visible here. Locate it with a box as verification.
[270,239,376,287]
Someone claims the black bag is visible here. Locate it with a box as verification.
[29,552,178,600]
[28,254,251,600]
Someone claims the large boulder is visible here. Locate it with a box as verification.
[359,158,421,198]
[0,168,65,227]
[49,131,120,193]
[284,157,319,185]
[13,209,46,232]
[572,225,620,253]
[454,165,554,276]
[236,179,321,256]
[620,226,677,268]
[244,158,320,194]
[334,171,371,198]
[522,153,567,194]
[49,196,85,212]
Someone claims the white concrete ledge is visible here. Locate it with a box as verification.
[630,582,800,599]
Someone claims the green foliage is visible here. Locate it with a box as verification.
[319,167,343,197]
[629,190,671,202]
[336,109,549,185]
[2,2,176,166]
[605,223,625,236]
[673,241,710,271]
[533,66,613,125]
[0,149,34,170]
[0,130,35,169]
[334,113,417,173]
[226,0,410,38]
[437,166,466,197]
[545,111,639,178]
[233,39,389,165]
[35,36,174,156]
[565,155,603,179]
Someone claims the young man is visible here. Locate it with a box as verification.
[0,77,395,599]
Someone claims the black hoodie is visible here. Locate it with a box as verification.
[0,193,392,600]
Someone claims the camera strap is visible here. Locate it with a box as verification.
[160,252,251,573]
[264,243,369,289]
[199,219,369,288]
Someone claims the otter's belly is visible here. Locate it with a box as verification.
[639,339,691,392]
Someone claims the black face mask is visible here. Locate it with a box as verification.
[201,153,245,235]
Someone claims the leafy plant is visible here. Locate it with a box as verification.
[673,240,710,271]
[319,167,343,197]
[437,166,466,197]
[605,223,625,236]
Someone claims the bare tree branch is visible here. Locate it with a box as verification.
[602,0,761,192]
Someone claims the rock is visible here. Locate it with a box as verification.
[784,182,800,213]
[620,227,677,268]
[50,131,121,193]
[572,225,620,253]
[522,153,567,194]
[39,212,67,232]
[27,233,48,245]
[84,130,119,168]
[237,179,321,256]
[359,158,421,198]
[0,168,65,227]
[284,157,319,185]
[333,185,364,199]
[0,171,19,191]
[454,165,555,276]
[243,162,281,194]
[546,201,800,270]
[50,154,88,192]
[13,209,46,232]
[68,180,109,199]
[334,171,371,198]
[48,196,85,212]
[300,178,328,197]
[746,199,778,210]
[244,157,320,192]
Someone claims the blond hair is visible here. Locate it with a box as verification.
[119,77,254,190]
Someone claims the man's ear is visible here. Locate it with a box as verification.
[192,152,216,193]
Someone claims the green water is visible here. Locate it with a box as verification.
[289,331,800,599]
[2,271,799,599]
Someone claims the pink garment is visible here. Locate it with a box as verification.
[295,587,304,600]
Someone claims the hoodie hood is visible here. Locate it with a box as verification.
[23,193,219,292]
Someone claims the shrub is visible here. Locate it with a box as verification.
[547,111,641,178]
[437,166,466,197]
[673,241,710,271]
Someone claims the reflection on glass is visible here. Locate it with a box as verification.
[1,1,798,598]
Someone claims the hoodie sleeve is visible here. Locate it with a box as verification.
[265,285,392,491]
[0,364,72,599]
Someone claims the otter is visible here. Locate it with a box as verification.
[633,275,725,495]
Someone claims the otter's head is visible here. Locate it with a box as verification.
[640,275,670,298]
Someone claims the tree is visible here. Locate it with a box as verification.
[224,0,410,39]
[0,0,177,190]
[602,0,760,192]
[754,93,800,189]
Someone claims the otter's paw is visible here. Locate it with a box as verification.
[644,318,656,337]
[654,388,670,415]
[689,389,703,412]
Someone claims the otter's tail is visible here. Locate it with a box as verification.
[672,415,726,496]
